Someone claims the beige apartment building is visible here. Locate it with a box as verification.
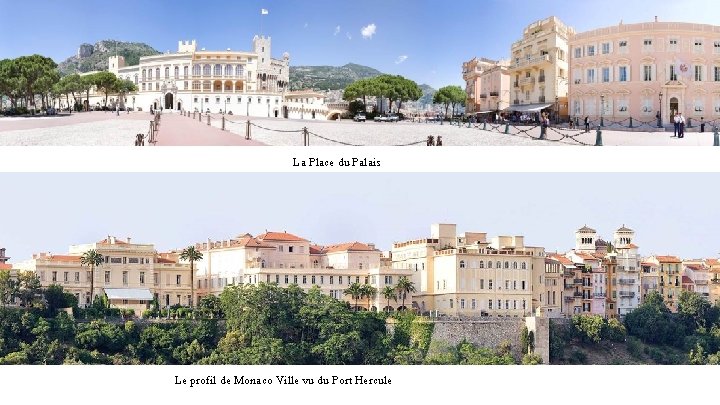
[193,231,412,311]
[13,236,192,315]
[508,16,574,120]
[645,255,683,312]
[569,19,720,125]
[462,58,511,116]
[391,224,546,317]
[640,261,660,303]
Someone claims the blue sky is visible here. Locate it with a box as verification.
[1,173,718,263]
[2,0,720,88]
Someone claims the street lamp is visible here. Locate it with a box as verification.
[555,96,559,124]
[600,95,605,127]
[658,91,663,128]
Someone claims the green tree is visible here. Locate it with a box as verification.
[360,284,377,312]
[344,282,363,311]
[381,285,397,312]
[433,85,466,119]
[395,276,416,311]
[572,315,605,344]
[44,284,77,315]
[16,272,41,307]
[624,291,686,346]
[0,270,18,307]
[13,55,58,110]
[678,290,716,330]
[179,246,203,308]
[80,249,104,305]
[79,74,95,111]
[197,295,223,319]
[92,71,119,108]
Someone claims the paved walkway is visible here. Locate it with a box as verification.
[153,112,265,146]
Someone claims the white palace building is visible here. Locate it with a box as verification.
[81,35,330,120]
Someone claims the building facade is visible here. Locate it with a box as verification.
[462,58,511,115]
[612,226,641,316]
[193,231,412,311]
[13,236,192,315]
[72,36,329,120]
[569,19,720,125]
[508,16,574,119]
[646,255,683,312]
[391,224,546,317]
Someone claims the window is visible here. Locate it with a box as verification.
[602,67,610,83]
[302,275,307,284]
[63,272,68,283]
[174,66,179,78]
[669,39,678,51]
[619,66,628,82]
[587,69,596,83]
[148,69,153,80]
[487,261,492,269]
[459,260,466,269]
[496,261,501,269]
[643,65,653,81]
[443,280,446,289]
[489,299,493,309]
[140,272,145,284]
[449,299,454,309]
[104,271,110,283]
[574,47,582,58]
[74,272,80,283]
[643,39,653,48]
[225,64,233,76]
[122,271,128,286]
[480,279,484,289]
[214,64,222,76]
[695,65,704,81]
[460,299,465,309]
[203,65,211,76]
[513,300,517,310]
[587,45,595,56]
[512,262,518,269]
[715,66,720,82]
[513,280,517,290]
[489,279,493,289]
[505,300,510,310]
[695,39,704,53]
[288,246,294,253]
[236,65,244,76]
[471,299,476,309]
[155,68,160,79]
[505,280,510,290]
[618,40,628,53]
[311,275,316,284]
[176,275,181,285]
[521,262,527,270]
[521,280,526,290]
[601,42,610,54]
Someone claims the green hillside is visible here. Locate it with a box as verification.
[289,63,383,91]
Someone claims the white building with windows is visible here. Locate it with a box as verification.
[78,35,329,120]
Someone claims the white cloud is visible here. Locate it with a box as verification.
[395,55,408,64]
[346,32,352,40]
[361,23,376,39]
[334,25,341,36]
[304,22,309,29]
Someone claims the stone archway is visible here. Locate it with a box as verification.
[165,93,174,110]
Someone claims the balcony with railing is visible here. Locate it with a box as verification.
[519,77,536,87]
[512,54,552,68]
[564,283,575,289]
[565,296,575,303]
[573,292,583,297]
[573,278,583,285]
[618,279,636,285]
[619,291,636,298]
[593,292,607,298]
[490,91,499,97]
[538,76,546,83]
[563,270,574,277]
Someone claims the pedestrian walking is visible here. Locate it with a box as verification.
[584,116,590,133]
[673,113,680,137]
[678,113,686,138]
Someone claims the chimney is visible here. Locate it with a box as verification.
[655,16,658,22]
[368,243,376,251]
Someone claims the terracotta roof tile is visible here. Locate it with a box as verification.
[323,242,377,253]
[548,254,574,266]
[685,264,707,271]
[309,245,324,255]
[46,255,82,263]
[577,253,600,261]
[656,256,682,263]
[156,257,177,264]
[0,263,11,270]
[97,237,129,245]
[682,276,693,284]
[705,259,719,265]
[256,232,308,242]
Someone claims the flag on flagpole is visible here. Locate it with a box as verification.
[261,9,269,15]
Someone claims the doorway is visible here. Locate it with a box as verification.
[165,93,174,110]
[670,97,679,119]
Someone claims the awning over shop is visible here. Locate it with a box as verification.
[505,103,553,113]
[104,288,153,301]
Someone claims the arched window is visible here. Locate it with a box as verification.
[203,65,211,76]
[504,261,510,269]
[496,261,501,269]
[487,261,492,269]
[521,262,527,270]
[236,65,244,77]
[479,261,485,269]
[148,69,152,80]
[261,260,266,268]
[214,64,222,76]
[459,260,466,269]
[174,66,179,78]
[134,74,138,84]
[225,64,233,76]
[193,65,201,76]
[512,262,518,269]
[313,260,319,268]
[155,68,160,79]
[141,69,146,80]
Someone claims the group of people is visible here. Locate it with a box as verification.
[673,113,686,138]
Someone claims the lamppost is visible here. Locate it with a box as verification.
[132,96,135,112]
[658,91,663,128]
[600,95,605,127]
[555,96,559,124]
[224,98,227,115]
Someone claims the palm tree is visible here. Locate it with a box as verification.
[381,285,398,312]
[344,282,363,311]
[361,284,378,312]
[80,249,104,306]
[179,246,203,308]
[395,276,416,311]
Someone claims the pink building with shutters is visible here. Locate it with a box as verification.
[569,18,720,126]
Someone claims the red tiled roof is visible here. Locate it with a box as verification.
[656,256,682,263]
[323,242,377,254]
[309,245,324,255]
[549,254,574,266]
[682,276,693,285]
[685,264,708,272]
[232,236,275,249]
[641,262,656,267]
[256,232,308,242]
[0,263,11,270]
[46,255,82,263]
[156,257,176,264]
[577,253,600,261]
[705,259,719,266]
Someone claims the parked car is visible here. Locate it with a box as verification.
[353,113,366,122]
[374,115,387,122]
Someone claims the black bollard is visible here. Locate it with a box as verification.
[629,117,633,128]
[714,127,719,146]
[504,123,510,134]
[483,122,487,131]
[595,126,603,146]
[540,125,547,140]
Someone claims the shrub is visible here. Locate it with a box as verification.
[522,353,543,365]
[568,349,587,365]
[626,336,643,359]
